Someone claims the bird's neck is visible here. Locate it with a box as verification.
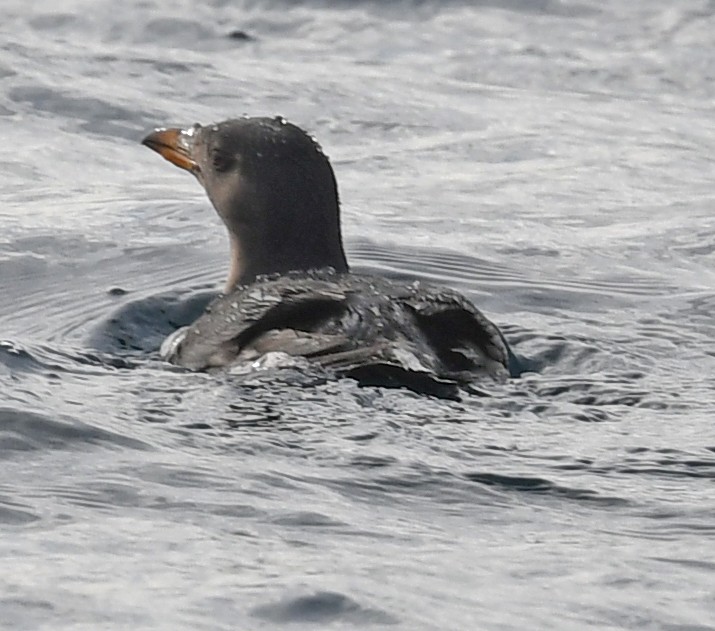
[224,228,349,293]
[224,233,246,293]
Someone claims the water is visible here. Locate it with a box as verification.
[1,0,714,629]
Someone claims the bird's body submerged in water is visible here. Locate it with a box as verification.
[142,117,518,397]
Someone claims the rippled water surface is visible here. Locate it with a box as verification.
[1,0,714,629]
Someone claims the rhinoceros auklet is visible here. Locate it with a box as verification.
[142,117,518,398]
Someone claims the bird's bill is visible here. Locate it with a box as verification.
[141,126,199,173]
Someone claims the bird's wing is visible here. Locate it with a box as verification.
[167,277,349,370]
[399,287,509,375]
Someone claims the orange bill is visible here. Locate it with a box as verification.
[142,127,198,172]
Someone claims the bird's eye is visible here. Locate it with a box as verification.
[211,150,233,173]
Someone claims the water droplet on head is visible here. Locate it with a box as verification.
[308,134,325,154]
[179,124,200,150]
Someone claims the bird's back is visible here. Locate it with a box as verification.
[163,269,509,397]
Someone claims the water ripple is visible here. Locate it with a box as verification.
[0,407,149,454]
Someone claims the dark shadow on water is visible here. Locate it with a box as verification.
[88,289,216,355]
[251,590,398,626]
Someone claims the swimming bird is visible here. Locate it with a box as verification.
[142,117,518,398]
